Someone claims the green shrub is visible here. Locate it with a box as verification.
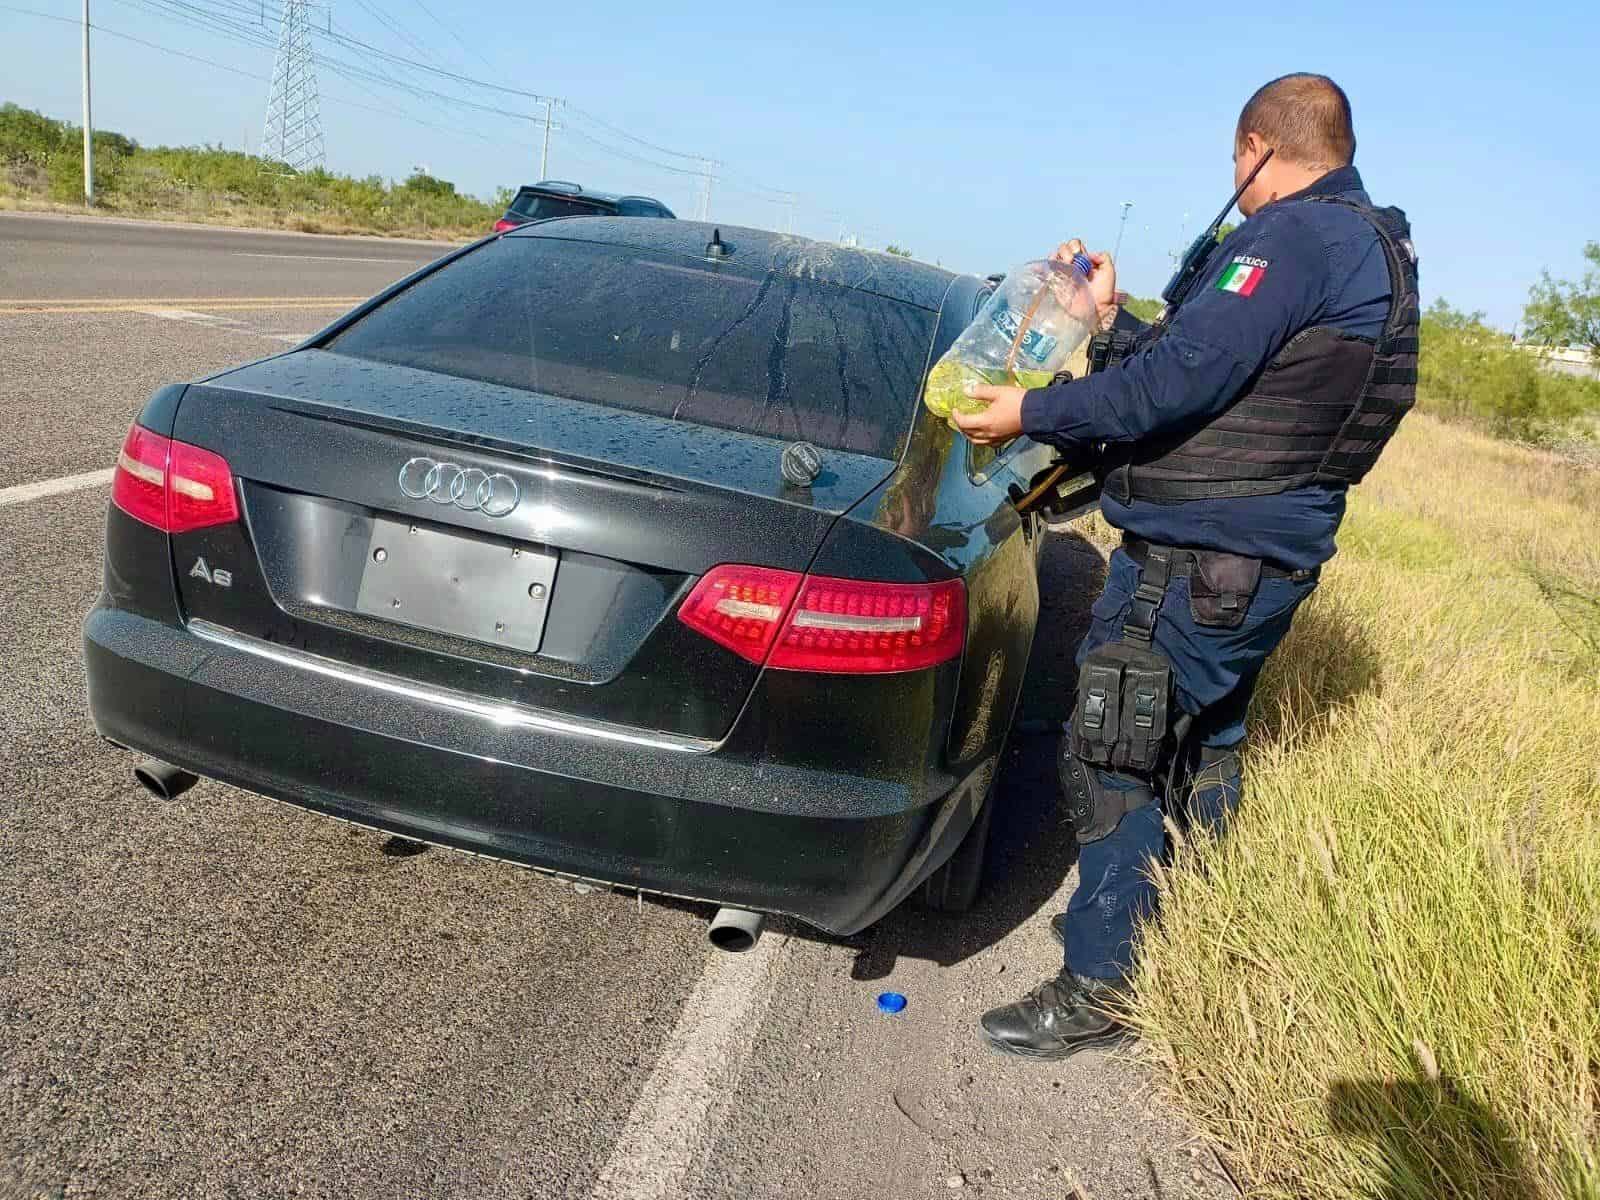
[0,102,496,236]
[1418,300,1600,443]
[1123,295,1164,322]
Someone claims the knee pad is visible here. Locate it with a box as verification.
[1059,746,1157,844]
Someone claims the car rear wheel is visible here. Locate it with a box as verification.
[918,791,994,912]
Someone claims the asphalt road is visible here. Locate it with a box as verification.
[0,211,448,302]
[0,212,1232,1200]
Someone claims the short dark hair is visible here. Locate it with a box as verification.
[1236,74,1356,169]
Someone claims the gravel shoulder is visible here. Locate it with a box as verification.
[690,531,1235,1200]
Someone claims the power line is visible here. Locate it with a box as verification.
[243,1,715,173]
[11,0,863,233]
[402,0,496,74]
[121,0,554,106]
[52,0,655,178]
[563,103,714,165]
[320,16,534,123]
[110,0,541,124]
[559,124,710,179]
[316,29,498,150]
[546,140,697,211]
[96,0,779,202]
[104,0,705,201]
[1,3,505,147]
[168,0,707,191]
[349,0,456,78]
[133,0,277,50]
[316,16,557,103]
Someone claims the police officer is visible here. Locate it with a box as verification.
[954,74,1418,1058]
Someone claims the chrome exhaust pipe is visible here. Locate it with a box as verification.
[707,907,765,953]
[132,760,199,801]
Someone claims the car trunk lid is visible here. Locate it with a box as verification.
[167,351,897,741]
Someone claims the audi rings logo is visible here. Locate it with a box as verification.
[398,457,520,518]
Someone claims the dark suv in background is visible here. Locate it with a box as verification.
[492,180,675,232]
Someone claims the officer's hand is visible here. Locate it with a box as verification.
[1052,238,1118,320]
[951,385,1026,445]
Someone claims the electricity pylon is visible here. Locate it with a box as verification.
[262,0,325,171]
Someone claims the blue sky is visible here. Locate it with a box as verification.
[6,0,1596,328]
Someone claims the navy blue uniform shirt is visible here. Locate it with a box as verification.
[1020,165,1392,571]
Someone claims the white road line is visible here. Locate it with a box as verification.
[233,252,408,263]
[136,307,248,328]
[592,936,788,1200]
[0,468,114,507]
[134,308,310,343]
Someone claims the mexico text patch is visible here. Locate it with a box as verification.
[1215,256,1268,296]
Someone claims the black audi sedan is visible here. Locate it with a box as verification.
[83,219,1093,940]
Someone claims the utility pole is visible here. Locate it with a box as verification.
[1169,210,1190,269]
[540,101,554,178]
[1113,200,1133,261]
[699,160,715,221]
[81,0,93,205]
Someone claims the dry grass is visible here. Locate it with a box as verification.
[0,191,477,241]
[1129,412,1600,1199]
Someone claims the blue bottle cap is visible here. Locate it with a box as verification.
[876,991,908,1014]
[1070,252,1093,277]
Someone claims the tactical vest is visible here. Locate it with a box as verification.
[1103,197,1419,503]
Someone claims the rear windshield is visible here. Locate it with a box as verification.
[324,237,936,459]
[508,192,613,220]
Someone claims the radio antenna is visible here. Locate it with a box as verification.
[1160,148,1274,307]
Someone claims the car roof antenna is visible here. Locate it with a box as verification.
[705,229,731,260]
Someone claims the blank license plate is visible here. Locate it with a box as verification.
[355,516,559,654]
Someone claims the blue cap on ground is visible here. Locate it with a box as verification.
[876,992,908,1014]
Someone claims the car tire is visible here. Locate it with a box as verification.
[918,792,994,913]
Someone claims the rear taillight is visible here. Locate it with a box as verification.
[111,424,169,529]
[111,424,240,533]
[775,574,965,673]
[677,565,965,674]
[493,217,518,232]
[676,566,803,664]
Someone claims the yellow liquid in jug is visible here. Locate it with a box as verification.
[923,361,1056,425]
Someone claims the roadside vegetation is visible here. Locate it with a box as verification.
[0,102,497,238]
[1121,294,1165,322]
[1118,285,1600,460]
[1108,253,1599,1199]
[1525,243,1600,360]
[1119,412,1600,1198]
[1417,299,1600,452]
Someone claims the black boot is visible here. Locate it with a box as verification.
[979,971,1132,1059]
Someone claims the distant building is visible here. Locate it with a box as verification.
[1514,342,1600,380]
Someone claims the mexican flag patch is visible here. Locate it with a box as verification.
[1216,256,1268,295]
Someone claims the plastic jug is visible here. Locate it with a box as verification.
[924,252,1098,425]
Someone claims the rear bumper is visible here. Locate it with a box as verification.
[83,607,988,935]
